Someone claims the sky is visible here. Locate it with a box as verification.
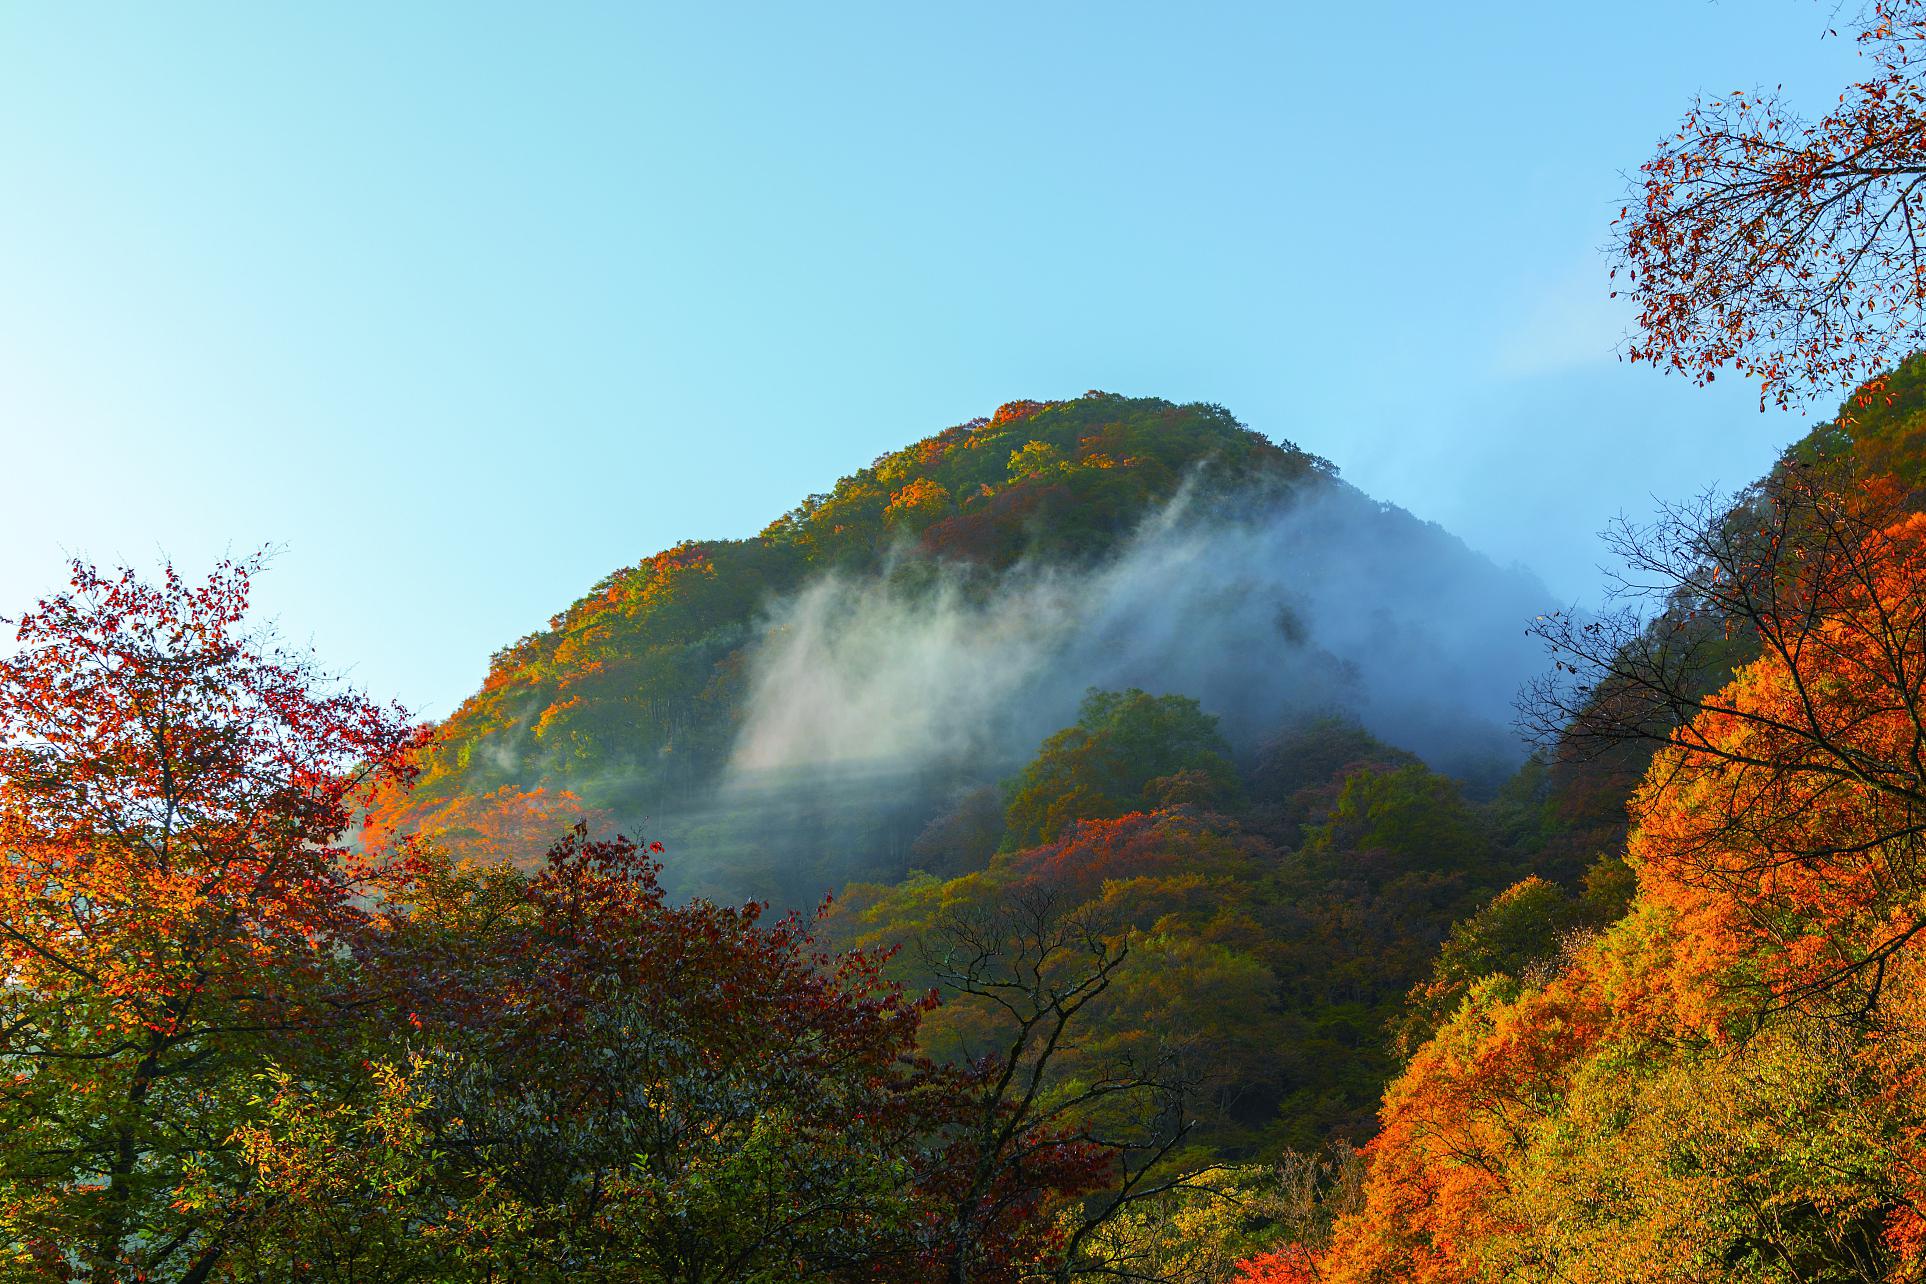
[0,2,1871,719]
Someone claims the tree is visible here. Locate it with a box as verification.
[1525,465,1926,1015]
[225,824,1162,1284]
[1084,1151,1364,1284]
[1003,691,1241,849]
[920,888,1214,1284]
[307,827,955,1283]
[1615,0,1926,407]
[0,557,419,1280]
[361,780,616,868]
[1300,764,1487,880]
[1007,442,1066,484]
[1394,875,1588,1054]
[886,477,956,533]
[1268,463,1926,1283]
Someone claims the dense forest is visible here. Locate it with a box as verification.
[14,362,1923,1280]
[1232,359,1926,1281]
[14,2,1926,1277]
[11,384,1926,1281]
[368,392,1548,907]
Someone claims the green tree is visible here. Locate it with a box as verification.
[1394,875,1584,1053]
[1301,763,1486,878]
[1003,689,1241,847]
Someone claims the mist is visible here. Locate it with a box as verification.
[727,480,1554,796]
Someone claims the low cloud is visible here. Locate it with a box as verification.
[729,480,1552,788]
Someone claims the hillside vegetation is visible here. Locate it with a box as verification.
[377,393,1545,906]
[18,370,1926,1280]
[1234,362,1926,1282]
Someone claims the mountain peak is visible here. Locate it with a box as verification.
[378,396,1542,905]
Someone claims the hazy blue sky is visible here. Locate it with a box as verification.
[0,3,1867,717]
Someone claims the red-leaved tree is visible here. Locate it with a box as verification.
[0,558,419,1280]
[1617,0,1926,407]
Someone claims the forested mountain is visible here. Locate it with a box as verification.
[375,392,1550,906]
[18,3,1926,1273]
[19,371,1926,1280]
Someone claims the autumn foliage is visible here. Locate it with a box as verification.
[361,780,615,866]
[0,558,420,1277]
[0,561,1134,1282]
[1245,472,1926,1282]
[386,394,1326,903]
[1616,1,1926,407]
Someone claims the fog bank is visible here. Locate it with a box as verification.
[729,482,1552,788]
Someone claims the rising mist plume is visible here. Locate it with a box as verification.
[729,481,1552,790]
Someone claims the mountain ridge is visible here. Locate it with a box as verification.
[377,393,1550,904]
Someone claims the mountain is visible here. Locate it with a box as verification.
[375,393,1554,906]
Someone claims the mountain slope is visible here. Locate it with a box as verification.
[378,393,1550,904]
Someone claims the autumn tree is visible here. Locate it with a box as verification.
[245,826,962,1283]
[919,888,1214,1284]
[1393,874,1589,1054]
[361,779,616,868]
[1266,464,1926,1283]
[1615,0,1926,406]
[1525,465,1926,1014]
[0,558,419,1280]
[221,827,1205,1284]
[1003,690,1240,849]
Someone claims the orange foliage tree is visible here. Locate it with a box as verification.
[1256,469,1926,1282]
[0,558,420,1278]
[1528,466,1926,1015]
[1616,1,1926,406]
[884,476,954,532]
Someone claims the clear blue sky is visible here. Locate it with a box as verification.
[0,3,1866,718]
